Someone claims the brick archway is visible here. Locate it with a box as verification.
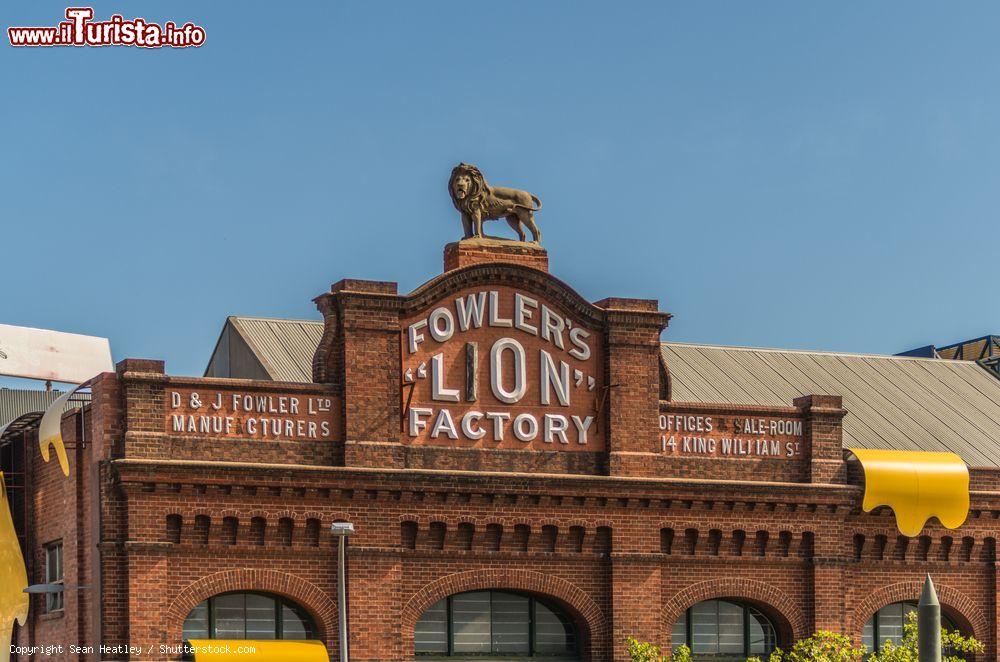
[662,579,809,646]
[165,569,338,648]
[850,581,988,642]
[401,569,609,661]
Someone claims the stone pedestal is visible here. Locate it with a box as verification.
[444,237,548,273]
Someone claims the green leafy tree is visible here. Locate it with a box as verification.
[751,631,866,662]
[869,611,984,662]
[625,637,691,662]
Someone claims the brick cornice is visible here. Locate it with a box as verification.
[109,457,861,499]
[662,400,801,417]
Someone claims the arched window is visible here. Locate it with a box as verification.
[863,602,961,652]
[414,590,578,659]
[182,591,316,641]
[671,599,777,659]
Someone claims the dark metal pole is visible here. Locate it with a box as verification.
[918,574,941,662]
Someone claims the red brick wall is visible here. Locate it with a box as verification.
[18,248,1000,662]
[77,462,998,662]
[443,240,549,273]
[24,421,1000,661]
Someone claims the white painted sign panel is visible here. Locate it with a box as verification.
[0,323,113,383]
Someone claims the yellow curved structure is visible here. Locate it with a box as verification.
[188,640,330,661]
[38,388,74,477]
[849,448,970,537]
[0,473,30,662]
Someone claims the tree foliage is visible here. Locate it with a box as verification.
[625,638,690,662]
[750,630,866,662]
[626,612,986,662]
[868,611,983,662]
[627,614,984,662]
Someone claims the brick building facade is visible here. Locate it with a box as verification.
[7,238,1000,661]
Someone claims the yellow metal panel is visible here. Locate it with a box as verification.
[188,640,330,662]
[0,473,30,662]
[849,448,970,537]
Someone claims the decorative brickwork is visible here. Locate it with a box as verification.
[14,239,1000,662]
[400,568,610,660]
[849,580,988,642]
[662,577,810,644]
[165,569,339,646]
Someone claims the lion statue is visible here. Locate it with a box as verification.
[448,163,542,243]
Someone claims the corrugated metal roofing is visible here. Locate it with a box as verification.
[208,315,1000,467]
[663,343,1000,468]
[0,389,90,442]
[0,389,65,427]
[227,317,324,383]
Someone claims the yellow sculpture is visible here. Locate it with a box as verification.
[850,448,970,537]
[38,388,75,477]
[186,640,330,661]
[0,473,29,662]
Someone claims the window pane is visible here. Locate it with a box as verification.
[535,600,576,655]
[451,592,491,653]
[213,593,248,639]
[748,607,776,654]
[691,600,720,653]
[281,604,312,640]
[244,593,276,639]
[414,599,449,654]
[871,602,959,655]
[862,617,874,652]
[46,545,62,583]
[717,600,744,654]
[44,544,64,612]
[183,601,210,640]
[876,603,905,646]
[685,600,776,658]
[185,593,316,643]
[671,611,688,650]
[491,593,529,654]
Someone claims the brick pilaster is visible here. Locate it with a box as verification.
[314,280,403,468]
[611,556,661,661]
[599,298,671,476]
[812,515,848,633]
[794,394,848,484]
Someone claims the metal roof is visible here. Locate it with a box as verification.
[662,342,1000,468]
[0,389,64,428]
[0,389,90,443]
[225,317,324,383]
[203,316,1000,467]
[937,335,1000,361]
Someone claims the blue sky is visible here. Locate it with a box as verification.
[2,1,999,383]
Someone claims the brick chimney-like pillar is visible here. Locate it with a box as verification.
[597,298,672,476]
[314,279,403,468]
[794,394,848,484]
